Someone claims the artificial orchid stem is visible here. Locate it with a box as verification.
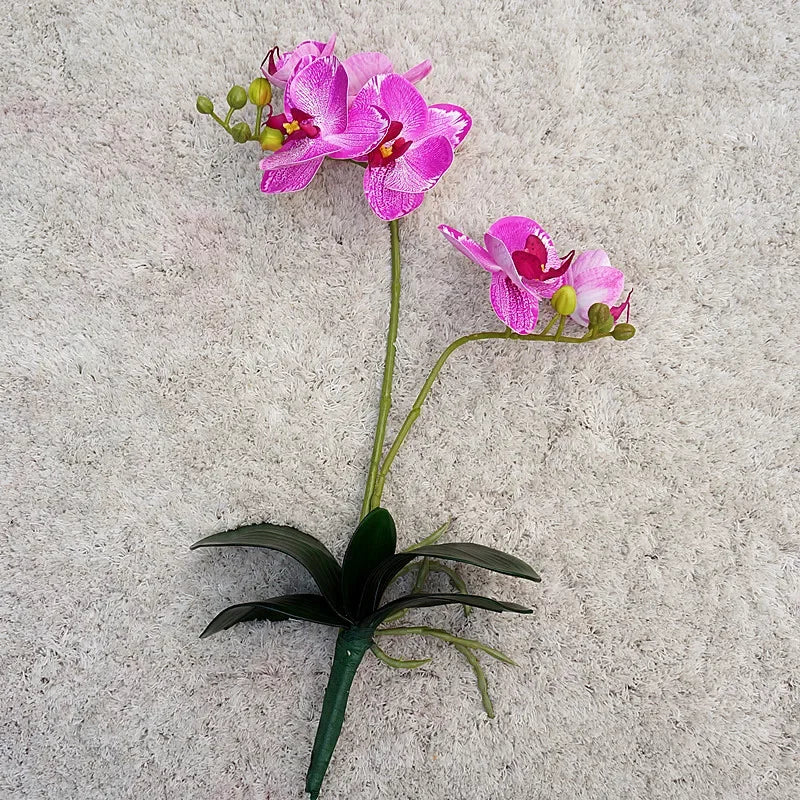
[306,627,376,800]
[360,220,402,520]
[369,329,612,507]
[371,642,430,669]
[374,626,517,666]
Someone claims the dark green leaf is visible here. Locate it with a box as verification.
[363,592,532,627]
[360,542,540,614]
[200,593,347,638]
[191,523,343,608]
[341,507,396,617]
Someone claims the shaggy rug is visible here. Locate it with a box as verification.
[2,1,797,798]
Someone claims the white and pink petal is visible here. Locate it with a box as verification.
[565,250,625,325]
[363,166,425,221]
[489,274,541,334]
[383,135,453,193]
[425,104,472,149]
[438,225,499,273]
[286,56,349,135]
[260,157,325,193]
[327,104,390,159]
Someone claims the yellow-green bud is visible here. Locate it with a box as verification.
[226,85,248,110]
[248,77,272,107]
[259,127,285,151]
[612,323,636,341]
[196,95,214,114]
[231,121,252,143]
[551,285,577,316]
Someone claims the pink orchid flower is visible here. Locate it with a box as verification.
[439,216,630,334]
[342,52,432,106]
[262,34,337,88]
[439,216,570,334]
[352,74,471,221]
[260,56,389,194]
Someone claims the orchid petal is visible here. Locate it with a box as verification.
[370,74,429,139]
[490,273,540,334]
[286,56,348,134]
[259,137,341,170]
[260,157,324,193]
[343,51,395,101]
[565,250,625,326]
[364,167,424,221]
[403,60,432,84]
[327,104,390,160]
[487,216,561,274]
[425,104,472,149]
[384,135,453,193]
[438,224,499,273]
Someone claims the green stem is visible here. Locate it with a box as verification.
[540,313,558,336]
[411,558,430,593]
[374,626,517,665]
[254,104,264,135]
[370,329,608,505]
[404,519,451,551]
[306,627,374,800]
[427,562,472,616]
[554,315,566,342]
[360,219,402,519]
[453,644,495,718]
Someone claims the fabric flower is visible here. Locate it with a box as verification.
[260,56,388,194]
[262,34,337,88]
[561,250,628,326]
[342,51,432,106]
[352,74,471,221]
[438,216,570,333]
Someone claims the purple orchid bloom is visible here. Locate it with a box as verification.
[351,74,471,221]
[259,56,389,194]
[562,250,630,326]
[262,34,337,88]
[342,52,432,106]
[439,216,571,334]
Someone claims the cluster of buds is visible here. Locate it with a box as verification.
[196,78,284,151]
[549,286,635,341]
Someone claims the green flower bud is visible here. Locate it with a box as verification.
[550,285,577,316]
[231,121,252,143]
[248,77,272,107]
[259,127,285,151]
[195,95,214,114]
[612,323,636,341]
[226,85,248,110]
[587,302,611,327]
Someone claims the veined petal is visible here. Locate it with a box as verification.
[259,137,340,170]
[566,250,625,325]
[490,273,540,334]
[327,104,390,160]
[260,157,324,193]
[488,216,560,273]
[286,56,348,134]
[484,232,519,279]
[425,104,472,149]
[384,135,453,192]
[364,166,424,221]
[344,51,394,101]
[403,60,432,84]
[438,224,499,273]
[372,74,429,139]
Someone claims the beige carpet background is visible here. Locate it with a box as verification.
[2,1,798,798]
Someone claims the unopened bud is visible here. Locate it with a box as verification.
[196,95,214,114]
[259,127,285,151]
[551,285,577,316]
[231,121,252,143]
[612,323,636,341]
[226,85,248,110]
[588,302,613,333]
[248,77,272,106]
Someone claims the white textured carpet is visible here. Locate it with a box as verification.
[2,1,798,798]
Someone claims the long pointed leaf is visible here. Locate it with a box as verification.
[200,593,347,638]
[360,542,541,614]
[363,592,532,627]
[341,508,396,618]
[191,523,343,608]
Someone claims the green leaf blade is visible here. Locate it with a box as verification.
[364,592,532,627]
[191,523,343,609]
[200,593,347,638]
[341,507,397,618]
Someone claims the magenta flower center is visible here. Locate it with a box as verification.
[511,235,572,282]
[367,120,412,167]
[267,108,320,141]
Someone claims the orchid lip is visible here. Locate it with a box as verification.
[366,120,412,167]
[262,46,280,76]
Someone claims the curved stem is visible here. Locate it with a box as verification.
[371,642,430,669]
[453,644,495,718]
[360,219,402,519]
[369,329,609,507]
